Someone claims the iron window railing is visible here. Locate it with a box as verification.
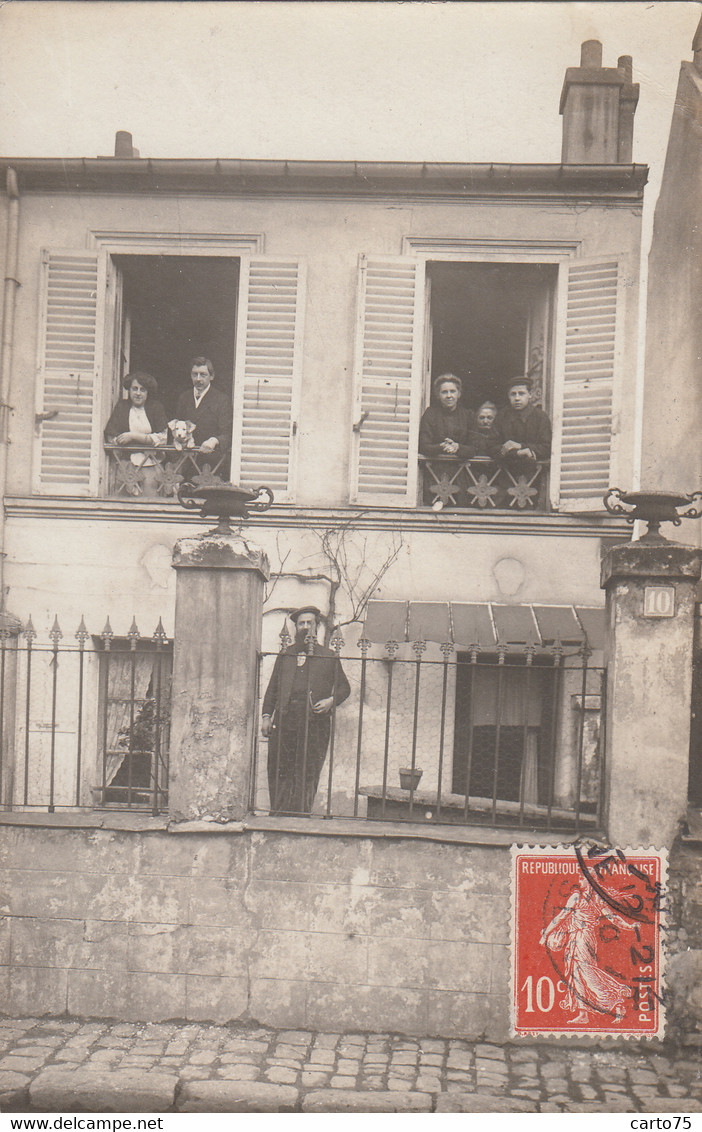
[419,455,550,511]
[104,442,228,499]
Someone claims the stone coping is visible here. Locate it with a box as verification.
[0,809,580,847]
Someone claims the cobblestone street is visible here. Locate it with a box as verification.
[0,1017,701,1112]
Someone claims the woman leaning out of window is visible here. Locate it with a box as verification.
[104,372,168,496]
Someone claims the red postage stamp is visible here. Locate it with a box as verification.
[511,845,667,1039]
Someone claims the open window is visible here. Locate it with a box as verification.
[34,248,305,502]
[426,261,556,412]
[351,252,622,513]
[113,255,239,419]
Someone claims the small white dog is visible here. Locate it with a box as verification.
[168,419,196,450]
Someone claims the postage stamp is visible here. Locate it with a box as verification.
[511,844,667,1039]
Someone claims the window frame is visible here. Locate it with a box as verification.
[93,236,258,497]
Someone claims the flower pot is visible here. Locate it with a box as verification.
[399,767,423,791]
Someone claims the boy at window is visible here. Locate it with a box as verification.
[176,356,233,457]
[493,376,551,468]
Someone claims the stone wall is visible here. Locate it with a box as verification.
[666,841,702,1042]
[0,819,510,1041]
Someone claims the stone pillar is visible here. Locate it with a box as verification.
[168,527,270,822]
[601,541,701,847]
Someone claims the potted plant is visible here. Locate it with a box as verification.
[399,766,423,791]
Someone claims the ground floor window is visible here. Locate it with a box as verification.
[98,639,172,807]
[451,657,555,804]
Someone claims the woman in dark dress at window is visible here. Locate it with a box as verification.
[418,373,474,509]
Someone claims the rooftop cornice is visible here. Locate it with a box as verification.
[0,157,648,200]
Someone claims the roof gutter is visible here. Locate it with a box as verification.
[0,158,649,199]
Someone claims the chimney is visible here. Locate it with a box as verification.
[693,12,702,74]
[114,130,135,158]
[559,41,640,163]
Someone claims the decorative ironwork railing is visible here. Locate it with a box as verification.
[251,630,605,833]
[0,617,171,813]
[419,456,550,511]
[104,443,228,499]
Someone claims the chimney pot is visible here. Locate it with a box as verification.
[560,42,638,164]
[114,131,134,158]
[693,12,702,73]
[580,40,603,69]
[618,55,633,82]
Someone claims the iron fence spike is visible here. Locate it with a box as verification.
[152,617,169,647]
[23,615,37,643]
[49,616,63,645]
[75,616,90,645]
[330,625,345,654]
[127,617,141,644]
[357,636,371,657]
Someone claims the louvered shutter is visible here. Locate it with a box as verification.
[350,256,424,505]
[553,258,621,511]
[34,251,105,495]
[230,257,305,502]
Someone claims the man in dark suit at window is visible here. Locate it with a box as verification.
[176,356,233,461]
[262,607,351,815]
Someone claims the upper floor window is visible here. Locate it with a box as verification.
[350,252,621,514]
[33,247,305,503]
[419,262,554,511]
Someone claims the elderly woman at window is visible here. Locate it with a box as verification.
[104,372,168,496]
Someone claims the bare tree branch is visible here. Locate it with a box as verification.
[262,513,405,644]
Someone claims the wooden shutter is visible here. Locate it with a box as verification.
[552,258,621,511]
[230,257,305,502]
[350,255,424,505]
[34,250,105,495]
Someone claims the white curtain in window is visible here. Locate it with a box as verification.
[470,667,544,727]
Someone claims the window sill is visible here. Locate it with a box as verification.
[6,496,632,538]
[0,807,590,846]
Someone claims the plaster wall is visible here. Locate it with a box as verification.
[2,513,609,639]
[641,62,702,500]
[0,822,510,1039]
[4,189,644,505]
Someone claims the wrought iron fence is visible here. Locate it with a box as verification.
[0,617,171,814]
[251,631,605,833]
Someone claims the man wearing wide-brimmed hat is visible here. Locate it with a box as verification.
[261,607,350,815]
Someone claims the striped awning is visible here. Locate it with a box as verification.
[363,600,604,649]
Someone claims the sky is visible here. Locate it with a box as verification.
[0,1,699,242]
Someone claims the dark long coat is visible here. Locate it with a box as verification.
[175,384,233,453]
[262,643,351,815]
